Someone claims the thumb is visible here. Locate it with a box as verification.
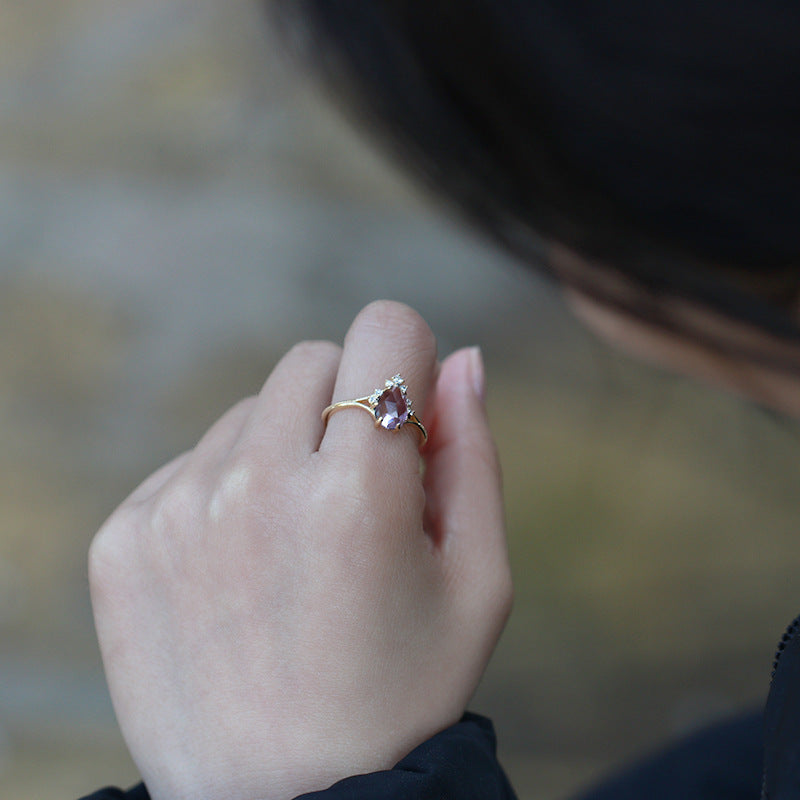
[424,348,512,618]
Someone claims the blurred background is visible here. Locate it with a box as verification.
[1,2,799,798]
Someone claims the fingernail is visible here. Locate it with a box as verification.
[468,347,486,403]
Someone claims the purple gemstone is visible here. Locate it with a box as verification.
[374,386,410,430]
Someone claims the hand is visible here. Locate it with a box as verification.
[89,301,512,800]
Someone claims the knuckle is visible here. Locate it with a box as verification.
[87,531,112,596]
[135,479,206,580]
[290,339,339,357]
[208,456,256,523]
[226,395,258,419]
[197,398,256,450]
[88,505,141,598]
[149,476,203,543]
[286,339,341,366]
[88,473,209,600]
[272,340,342,388]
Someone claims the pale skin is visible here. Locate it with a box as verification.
[89,300,513,800]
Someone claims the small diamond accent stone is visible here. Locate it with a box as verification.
[374,385,410,430]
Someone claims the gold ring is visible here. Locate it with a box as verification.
[322,374,428,444]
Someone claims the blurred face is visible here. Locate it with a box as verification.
[550,245,800,418]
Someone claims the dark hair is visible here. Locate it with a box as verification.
[267,1,800,351]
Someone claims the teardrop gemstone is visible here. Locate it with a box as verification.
[374,385,410,430]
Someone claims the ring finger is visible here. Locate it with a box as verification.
[320,300,437,471]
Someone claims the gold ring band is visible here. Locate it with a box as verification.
[322,374,428,444]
